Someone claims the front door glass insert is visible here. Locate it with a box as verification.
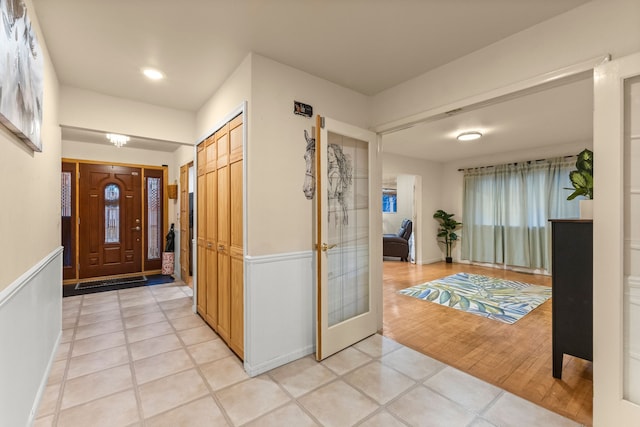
[105,184,120,243]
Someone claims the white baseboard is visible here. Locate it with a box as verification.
[244,345,315,377]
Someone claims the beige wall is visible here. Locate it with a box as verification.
[0,0,61,290]
[247,54,371,256]
[382,153,443,264]
[372,0,640,127]
[60,86,196,144]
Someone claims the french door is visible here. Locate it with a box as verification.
[315,116,380,360]
[594,51,640,424]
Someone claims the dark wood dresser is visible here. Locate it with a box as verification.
[549,219,593,379]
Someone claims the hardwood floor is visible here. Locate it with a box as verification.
[381,261,593,426]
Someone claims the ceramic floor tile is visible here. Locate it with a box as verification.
[62,316,77,329]
[169,314,206,331]
[138,369,209,419]
[60,328,75,344]
[67,345,129,379]
[119,295,157,309]
[387,385,475,427]
[144,396,228,426]
[129,333,183,361]
[216,376,291,425]
[469,417,499,427]
[47,359,67,385]
[79,301,120,316]
[158,297,192,311]
[298,380,378,427]
[269,356,336,397]
[74,318,124,340]
[54,342,71,361]
[246,402,319,427]
[344,361,415,404]
[35,382,61,418]
[33,414,54,427]
[358,410,408,427]
[321,347,372,375]
[353,334,403,358]
[482,392,581,427]
[134,348,194,384]
[152,288,188,302]
[81,293,119,306]
[72,331,126,357]
[124,311,167,329]
[381,346,446,380]
[177,324,218,346]
[57,389,139,427]
[120,302,161,318]
[77,308,122,326]
[126,321,174,343]
[163,305,195,320]
[425,367,502,413]
[187,338,233,365]
[200,356,250,391]
[61,365,133,409]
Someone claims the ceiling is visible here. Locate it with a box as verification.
[382,74,594,164]
[32,0,592,157]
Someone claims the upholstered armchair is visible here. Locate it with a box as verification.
[383,219,412,261]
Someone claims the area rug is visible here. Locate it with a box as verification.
[63,274,175,297]
[397,272,552,324]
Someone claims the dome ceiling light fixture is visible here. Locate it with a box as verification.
[457,131,483,142]
[142,67,165,81]
[106,133,130,148]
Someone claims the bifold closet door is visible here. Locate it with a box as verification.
[196,144,207,315]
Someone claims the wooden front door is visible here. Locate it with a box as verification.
[79,163,143,278]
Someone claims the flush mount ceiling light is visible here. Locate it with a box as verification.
[106,133,129,148]
[142,67,165,81]
[457,131,483,142]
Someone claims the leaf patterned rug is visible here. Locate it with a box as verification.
[398,272,552,324]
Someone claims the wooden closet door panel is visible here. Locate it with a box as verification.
[196,244,207,315]
[230,255,244,356]
[197,144,206,176]
[197,174,206,244]
[230,162,243,248]
[205,136,216,172]
[229,115,243,164]
[216,125,229,170]
[205,247,218,327]
[206,172,217,244]
[217,252,230,341]
[179,164,189,283]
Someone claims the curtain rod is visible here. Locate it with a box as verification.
[457,155,576,172]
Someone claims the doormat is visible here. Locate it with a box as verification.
[63,274,175,297]
[397,272,551,324]
[76,275,147,290]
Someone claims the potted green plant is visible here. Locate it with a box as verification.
[565,148,593,219]
[433,209,462,263]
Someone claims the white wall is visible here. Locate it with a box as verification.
[60,86,196,144]
[382,152,442,264]
[372,0,640,127]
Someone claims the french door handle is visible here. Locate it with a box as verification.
[132,226,141,231]
[321,243,337,252]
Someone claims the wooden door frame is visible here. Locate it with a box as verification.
[62,158,168,284]
[180,161,194,286]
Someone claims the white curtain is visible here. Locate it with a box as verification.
[461,157,579,271]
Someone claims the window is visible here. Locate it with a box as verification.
[382,189,397,213]
[104,184,120,243]
[461,157,579,271]
[147,177,162,259]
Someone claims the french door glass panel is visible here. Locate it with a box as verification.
[327,131,369,327]
[624,75,640,404]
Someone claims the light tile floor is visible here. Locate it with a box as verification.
[35,282,584,426]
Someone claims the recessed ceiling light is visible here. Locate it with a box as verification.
[457,131,482,142]
[142,68,165,81]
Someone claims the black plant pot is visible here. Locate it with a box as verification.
[445,257,453,264]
